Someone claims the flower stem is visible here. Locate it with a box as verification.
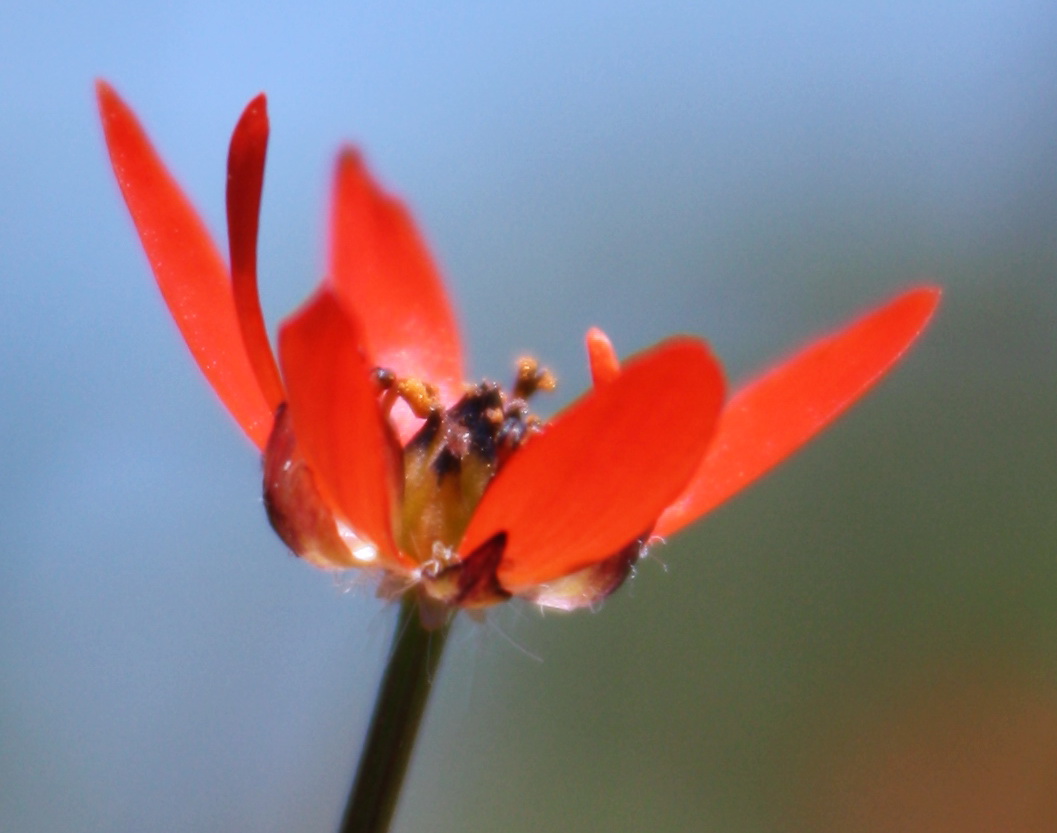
[339,598,451,833]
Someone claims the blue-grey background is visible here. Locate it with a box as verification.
[3,2,1056,831]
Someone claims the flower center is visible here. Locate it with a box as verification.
[261,355,556,604]
[388,358,555,567]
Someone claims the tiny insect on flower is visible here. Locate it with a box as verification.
[97,82,940,621]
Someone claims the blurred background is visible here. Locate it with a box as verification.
[2,2,1056,831]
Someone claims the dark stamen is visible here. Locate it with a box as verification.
[372,367,396,390]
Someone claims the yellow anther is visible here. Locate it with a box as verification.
[395,378,441,418]
[513,356,557,399]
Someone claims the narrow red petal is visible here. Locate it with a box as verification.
[653,287,941,538]
[226,93,284,411]
[460,338,725,592]
[328,149,463,441]
[97,82,273,448]
[278,288,404,563]
[586,326,621,385]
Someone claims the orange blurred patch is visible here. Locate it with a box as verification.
[801,675,1057,833]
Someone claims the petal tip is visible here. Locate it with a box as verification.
[95,80,124,122]
[887,284,944,346]
[907,283,943,312]
[243,94,269,131]
[337,144,365,170]
[232,94,270,144]
[585,326,620,385]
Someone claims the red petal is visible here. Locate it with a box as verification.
[328,149,463,441]
[97,82,273,448]
[226,93,284,411]
[277,288,405,564]
[460,338,725,592]
[586,326,621,385]
[653,287,941,538]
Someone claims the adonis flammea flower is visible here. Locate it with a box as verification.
[97,82,939,622]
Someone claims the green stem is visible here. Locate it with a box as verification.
[339,598,451,833]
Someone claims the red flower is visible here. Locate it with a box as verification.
[97,83,940,617]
